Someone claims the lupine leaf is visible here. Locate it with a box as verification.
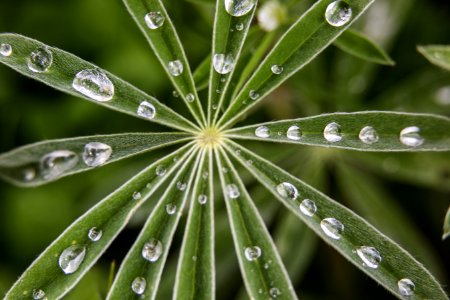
[217,0,375,129]
[215,147,297,300]
[225,140,448,300]
[418,45,450,72]
[0,33,199,133]
[443,207,450,240]
[4,143,196,300]
[122,0,207,127]
[225,111,450,151]
[107,148,202,300]
[193,54,211,91]
[0,133,192,187]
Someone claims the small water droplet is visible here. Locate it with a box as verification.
[59,244,86,274]
[166,203,177,215]
[156,165,166,176]
[28,47,53,73]
[356,246,382,269]
[131,277,147,295]
[244,246,262,261]
[132,191,142,200]
[212,104,218,110]
[398,278,415,296]
[0,43,12,57]
[249,90,260,100]
[142,239,163,262]
[168,60,183,77]
[324,122,342,142]
[198,194,208,205]
[271,64,283,75]
[213,53,235,74]
[40,150,78,180]
[276,182,298,200]
[246,159,253,165]
[88,227,103,242]
[72,69,114,102]
[287,125,302,141]
[269,287,281,298]
[137,101,156,119]
[359,126,379,145]
[172,90,179,98]
[177,181,187,191]
[320,218,344,240]
[32,289,45,299]
[202,171,209,179]
[224,0,256,17]
[255,126,270,138]
[400,126,424,147]
[226,183,240,199]
[222,167,228,173]
[144,11,165,29]
[236,23,244,31]
[82,142,112,167]
[22,167,37,182]
[300,199,317,216]
[325,0,352,27]
[186,93,195,102]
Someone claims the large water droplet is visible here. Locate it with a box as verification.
[249,90,260,100]
[213,53,235,74]
[244,246,262,261]
[40,150,78,180]
[144,11,165,29]
[131,277,147,295]
[156,165,166,176]
[88,227,103,242]
[255,126,270,138]
[177,181,187,191]
[198,194,208,205]
[300,199,317,216]
[320,218,344,240]
[142,239,163,262]
[166,203,177,215]
[287,125,302,141]
[269,287,281,298]
[28,47,53,73]
[137,101,156,119]
[226,184,240,199]
[32,289,45,299]
[0,43,12,57]
[271,64,283,75]
[224,0,256,17]
[356,246,382,269]
[398,278,415,296]
[82,142,112,167]
[72,69,114,102]
[324,122,342,142]
[168,60,183,77]
[59,244,86,274]
[325,1,352,27]
[359,126,379,145]
[276,182,298,200]
[400,126,424,147]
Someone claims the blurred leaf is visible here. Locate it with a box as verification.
[443,207,450,240]
[193,54,211,91]
[418,45,450,72]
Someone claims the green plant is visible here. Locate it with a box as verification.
[0,0,449,299]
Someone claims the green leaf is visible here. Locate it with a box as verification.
[418,45,450,72]
[443,207,450,240]
[0,132,191,187]
[107,148,202,299]
[215,148,297,300]
[334,29,395,65]
[173,149,214,299]
[225,111,450,151]
[193,54,211,91]
[4,143,196,300]
[217,0,375,129]
[0,33,199,133]
[225,140,448,300]
[122,0,207,127]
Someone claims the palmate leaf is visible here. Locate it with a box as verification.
[0,133,191,187]
[4,142,196,300]
[418,45,450,72]
[225,112,450,151]
[193,54,211,91]
[0,34,199,133]
[224,141,448,300]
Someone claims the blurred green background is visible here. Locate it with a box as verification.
[0,0,449,299]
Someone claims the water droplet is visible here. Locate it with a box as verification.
[198,194,208,205]
[142,239,163,262]
[177,181,187,191]
[398,278,415,296]
[320,218,344,240]
[222,167,228,173]
[82,142,112,167]
[132,192,142,200]
[249,90,260,100]
[40,150,78,180]
[224,0,256,17]
[236,23,244,31]
[324,122,342,142]
[168,60,183,77]
[213,53,235,74]
[28,47,53,73]
[400,126,424,147]
[246,159,253,165]
[137,101,156,119]
[269,287,281,298]
[22,167,37,182]
[32,289,45,299]
[325,0,352,27]
[202,171,209,179]
[300,199,317,216]
[156,165,166,176]
[244,246,262,261]
[287,125,302,141]
[359,126,379,145]
[226,184,240,199]
[172,90,179,98]
[166,203,177,215]
[144,11,165,29]
[212,104,218,110]
[356,246,382,269]
[72,69,114,102]
[271,64,283,75]
[131,277,147,295]
[88,227,103,242]
[186,93,195,102]
[0,43,12,57]
[58,244,86,274]
[255,126,270,138]
[276,182,298,200]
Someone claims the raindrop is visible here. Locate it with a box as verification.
[359,126,379,145]
[226,183,240,199]
[276,182,298,200]
[323,122,342,142]
[255,126,270,138]
[59,244,86,274]
[88,227,103,242]
[287,125,302,141]
[28,47,53,73]
[82,142,112,167]
[177,181,187,191]
[398,278,415,296]
[142,239,163,262]
[156,165,166,176]
[131,277,147,295]
[271,64,283,75]
[144,11,165,29]
[198,194,208,205]
[168,60,183,77]
[40,150,79,180]
[0,43,12,57]
[72,69,114,102]
[166,203,177,215]
[269,287,281,298]
[400,126,424,147]
[244,246,262,261]
[249,90,260,100]
[137,101,156,119]
[213,53,235,74]
[186,93,195,102]
[22,167,37,182]
[224,0,256,17]
[320,218,344,240]
[356,246,382,269]
[32,289,45,299]
[236,23,244,31]
[132,191,142,200]
[299,199,317,217]
[325,0,352,27]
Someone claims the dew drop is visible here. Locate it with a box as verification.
[398,278,415,296]
[142,239,163,262]
[172,90,179,98]
[32,289,45,299]
[132,191,142,200]
[299,199,317,216]
[249,90,260,100]
[186,93,195,102]
[400,126,424,147]
[58,244,86,274]
[72,69,114,102]
[88,227,103,242]
[137,101,156,119]
[271,64,283,75]
[276,182,298,200]
[144,11,165,29]
[325,0,352,27]
[40,150,79,180]
[244,246,262,261]
[131,277,147,295]
[359,126,379,145]
[22,167,37,182]
[202,171,209,180]
[198,194,208,205]
[0,43,12,57]
[356,246,382,269]
[82,142,112,167]
[226,183,240,199]
[166,203,177,215]
[269,287,281,298]
[324,122,342,142]
[236,23,244,31]
[224,0,256,17]
[213,53,235,74]
[168,60,183,77]
[255,126,270,138]
[177,181,187,191]
[320,218,344,240]
[28,47,53,73]
[287,125,302,141]
[156,165,166,176]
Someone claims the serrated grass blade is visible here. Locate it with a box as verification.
[418,45,450,72]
